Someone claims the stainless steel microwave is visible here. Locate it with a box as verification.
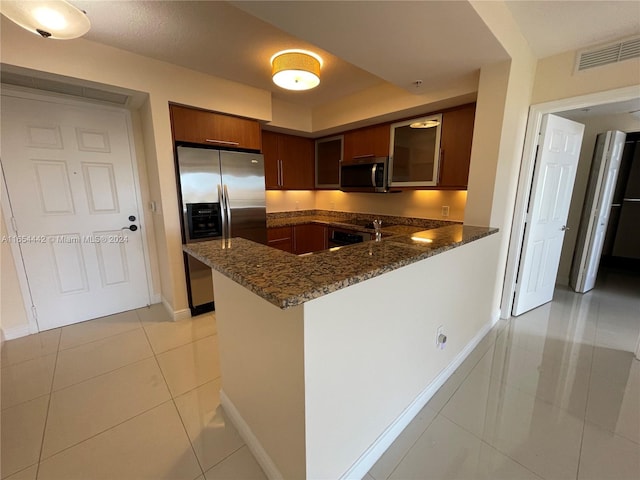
[340,156,389,193]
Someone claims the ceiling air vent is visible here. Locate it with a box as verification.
[577,37,640,72]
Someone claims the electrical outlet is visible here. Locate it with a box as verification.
[330,201,336,210]
[295,201,300,210]
[436,325,447,350]
[441,206,450,217]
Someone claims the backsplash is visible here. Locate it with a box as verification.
[267,209,459,229]
[266,189,466,222]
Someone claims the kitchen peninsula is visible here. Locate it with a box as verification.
[184,219,499,479]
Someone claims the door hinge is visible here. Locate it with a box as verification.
[10,216,18,233]
[31,305,38,321]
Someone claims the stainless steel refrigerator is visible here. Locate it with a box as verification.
[176,146,267,315]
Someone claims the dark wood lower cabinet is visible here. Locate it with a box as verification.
[267,226,293,253]
[293,224,328,255]
[268,224,329,255]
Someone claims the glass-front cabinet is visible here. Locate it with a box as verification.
[315,135,343,188]
[389,114,442,187]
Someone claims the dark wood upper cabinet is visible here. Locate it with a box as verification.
[343,123,391,161]
[262,130,280,189]
[262,130,315,190]
[170,104,261,151]
[438,104,476,188]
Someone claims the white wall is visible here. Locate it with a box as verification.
[555,111,640,284]
[212,233,500,479]
[303,233,500,478]
[214,272,307,480]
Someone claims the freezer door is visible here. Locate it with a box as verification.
[220,150,267,244]
[177,146,222,243]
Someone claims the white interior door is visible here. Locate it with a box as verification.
[1,94,150,331]
[570,130,626,293]
[512,114,585,316]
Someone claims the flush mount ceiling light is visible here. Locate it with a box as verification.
[0,0,90,39]
[410,120,440,129]
[271,49,323,91]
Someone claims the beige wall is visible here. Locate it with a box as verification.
[467,1,538,316]
[311,80,478,136]
[1,213,30,337]
[1,17,272,319]
[532,51,640,106]
[556,112,640,285]
[266,190,467,222]
[315,190,467,222]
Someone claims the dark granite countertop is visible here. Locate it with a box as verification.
[184,221,498,309]
[266,209,457,235]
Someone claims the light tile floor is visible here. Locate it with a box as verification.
[1,266,638,479]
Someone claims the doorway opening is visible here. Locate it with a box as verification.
[501,85,640,318]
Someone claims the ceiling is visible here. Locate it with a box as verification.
[6,1,639,110]
[505,1,640,58]
[559,97,640,122]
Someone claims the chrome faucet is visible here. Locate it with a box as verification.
[373,219,382,241]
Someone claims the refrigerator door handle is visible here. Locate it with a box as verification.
[218,184,227,239]
[223,184,232,239]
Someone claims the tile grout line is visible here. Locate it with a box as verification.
[28,315,213,465]
[575,301,601,480]
[56,321,143,353]
[34,328,62,480]
[34,398,177,464]
[50,351,156,394]
[382,326,506,480]
[138,312,207,478]
[381,414,438,480]
[201,444,247,478]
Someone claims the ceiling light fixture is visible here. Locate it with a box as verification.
[0,0,90,39]
[410,120,440,129]
[271,49,323,91]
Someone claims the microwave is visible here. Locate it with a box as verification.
[340,156,389,193]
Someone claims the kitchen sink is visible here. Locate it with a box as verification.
[341,219,397,229]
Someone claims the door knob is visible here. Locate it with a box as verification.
[122,225,138,232]
[561,225,570,231]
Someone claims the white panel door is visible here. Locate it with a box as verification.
[1,94,150,330]
[570,130,626,293]
[513,114,585,316]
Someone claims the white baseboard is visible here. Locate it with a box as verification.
[1,324,32,340]
[340,318,496,480]
[220,390,284,480]
[161,296,191,321]
[219,318,496,480]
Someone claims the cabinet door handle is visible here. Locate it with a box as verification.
[278,159,283,187]
[437,148,444,184]
[353,154,375,159]
[205,139,239,146]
